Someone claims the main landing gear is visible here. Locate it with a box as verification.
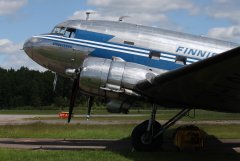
[131,105,191,151]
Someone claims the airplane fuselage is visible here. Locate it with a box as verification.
[24,20,238,77]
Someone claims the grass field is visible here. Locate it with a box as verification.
[0,148,239,161]
[0,122,239,139]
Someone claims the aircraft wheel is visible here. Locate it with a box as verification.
[131,120,163,151]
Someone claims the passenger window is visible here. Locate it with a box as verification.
[124,41,134,45]
[64,28,76,38]
[175,55,187,65]
[149,51,161,60]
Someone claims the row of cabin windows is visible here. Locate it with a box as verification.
[123,41,187,65]
[52,27,76,38]
[149,51,187,65]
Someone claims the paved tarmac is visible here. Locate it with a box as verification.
[1,114,240,125]
[0,138,239,153]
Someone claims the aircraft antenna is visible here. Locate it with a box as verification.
[86,11,95,20]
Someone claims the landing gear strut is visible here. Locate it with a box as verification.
[131,106,191,151]
[131,104,162,151]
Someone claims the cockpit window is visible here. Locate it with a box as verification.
[52,27,66,35]
[64,28,76,38]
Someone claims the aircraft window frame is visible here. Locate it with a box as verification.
[64,30,71,38]
[52,27,60,33]
[149,50,161,60]
[63,28,76,38]
[52,27,66,35]
[175,55,187,65]
[124,41,134,46]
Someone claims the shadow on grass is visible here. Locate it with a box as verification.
[0,129,239,161]
[111,130,240,161]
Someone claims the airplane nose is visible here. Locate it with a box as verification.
[23,38,34,58]
[23,37,42,58]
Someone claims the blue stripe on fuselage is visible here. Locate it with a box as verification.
[40,29,201,70]
[47,32,202,63]
[90,48,183,70]
[46,34,150,54]
[39,35,186,70]
[49,36,183,70]
[75,29,114,42]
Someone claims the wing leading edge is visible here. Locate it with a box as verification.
[135,46,240,113]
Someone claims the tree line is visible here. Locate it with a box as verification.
[0,67,88,110]
[0,67,153,110]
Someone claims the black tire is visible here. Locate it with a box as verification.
[131,120,163,151]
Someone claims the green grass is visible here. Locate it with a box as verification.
[0,110,63,115]
[0,148,239,161]
[0,149,124,161]
[0,123,133,139]
[160,109,240,121]
[201,125,240,139]
[0,123,240,139]
[174,124,240,139]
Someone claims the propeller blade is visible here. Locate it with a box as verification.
[53,73,58,92]
[68,72,80,123]
[87,96,94,119]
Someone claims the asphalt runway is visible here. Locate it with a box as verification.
[1,114,240,125]
[0,138,239,153]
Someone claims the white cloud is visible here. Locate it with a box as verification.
[0,39,46,71]
[0,51,46,71]
[205,1,240,42]
[87,0,197,13]
[208,10,240,24]
[0,39,22,54]
[70,0,197,29]
[208,26,240,42]
[70,9,169,26]
[206,0,240,23]
[0,0,27,15]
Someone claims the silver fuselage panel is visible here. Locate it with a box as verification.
[24,20,239,77]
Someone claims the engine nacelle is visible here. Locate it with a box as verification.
[106,100,131,114]
[79,57,157,99]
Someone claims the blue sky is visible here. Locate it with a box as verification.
[0,0,240,70]
[1,0,90,42]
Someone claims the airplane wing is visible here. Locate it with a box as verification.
[135,46,240,113]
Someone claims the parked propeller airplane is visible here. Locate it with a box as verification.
[23,19,240,151]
